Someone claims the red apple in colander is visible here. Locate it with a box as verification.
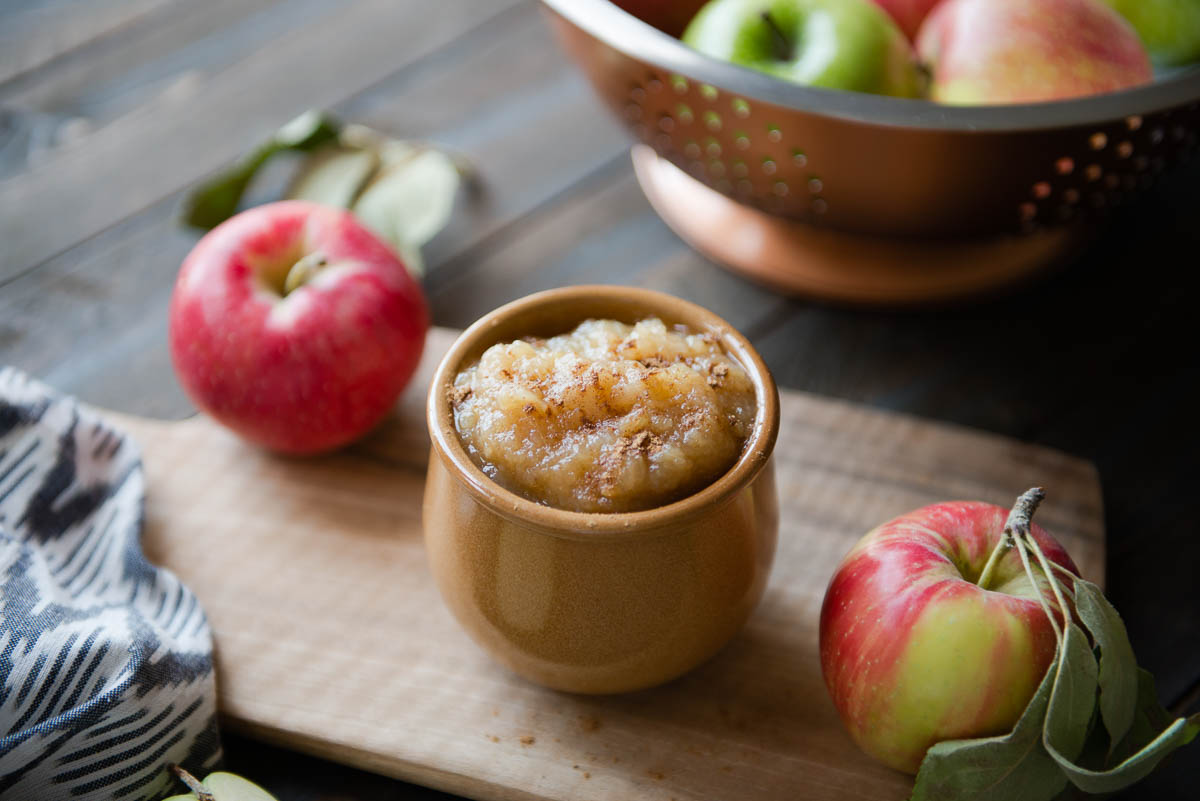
[917,0,1153,105]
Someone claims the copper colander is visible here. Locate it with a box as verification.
[540,0,1200,301]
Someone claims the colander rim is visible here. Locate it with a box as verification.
[542,0,1200,132]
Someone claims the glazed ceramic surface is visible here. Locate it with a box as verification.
[423,286,780,693]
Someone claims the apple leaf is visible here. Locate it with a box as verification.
[286,146,380,210]
[182,112,470,277]
[1043,622,1100,763]
[1045,668,1200,794]
[1073,578,1138,751]
[343,142,463,276]
[182,110,342,230]
[910,661,1066,801]
[1113,668,1173,762]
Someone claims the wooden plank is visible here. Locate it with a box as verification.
[0,2,634,415]
[0,0,323,180]
[97,326,1104,801]
[0,0,525,279]
[0,0,178,85]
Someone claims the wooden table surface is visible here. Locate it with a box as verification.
[1,1,1197,799]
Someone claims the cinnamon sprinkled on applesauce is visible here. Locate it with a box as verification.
[450,318,755,513]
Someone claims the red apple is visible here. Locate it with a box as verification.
[819,496,1079,773]
[870,0,944,40]
[916,0,1153,104]
[169,200,428,454]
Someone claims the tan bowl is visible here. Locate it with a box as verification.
[423,286,780,694]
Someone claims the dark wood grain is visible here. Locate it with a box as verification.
[0,0,524,279]
[0,0,316,182]
[0,0,178,85]
[1,0,1198,799]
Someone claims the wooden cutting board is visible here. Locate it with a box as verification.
[107,327,1105,801]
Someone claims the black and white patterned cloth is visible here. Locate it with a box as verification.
[0,368,221,800]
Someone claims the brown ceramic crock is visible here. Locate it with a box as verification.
[423,286,780,694]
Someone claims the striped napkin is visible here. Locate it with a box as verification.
[0,368,221,800]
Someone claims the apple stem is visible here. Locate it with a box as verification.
[1015,522,1064,646]
[975,536,1008,591]
[283,251,328,296]
[169,764,216,801]
[760,11,793,62]
[976,487,1044,590]
[1004,486,1046,541]
[1025,530,1073,631]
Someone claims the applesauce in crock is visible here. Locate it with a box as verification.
[450,318,756,513]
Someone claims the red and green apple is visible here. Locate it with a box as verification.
[168,200,428,454]
[916,0,1153,104]
[819,498,1079,773]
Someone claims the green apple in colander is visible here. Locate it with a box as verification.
[1098,0,1200,66]
[681,0,925,97]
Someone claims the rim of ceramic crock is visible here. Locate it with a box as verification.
[427,285,781,540]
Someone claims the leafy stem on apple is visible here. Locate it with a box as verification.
[911,487,1200,800]
[168,765,216,801]
[1015,519,1065,643]
[1023,519,1074,635]
[975,485,1044,591]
